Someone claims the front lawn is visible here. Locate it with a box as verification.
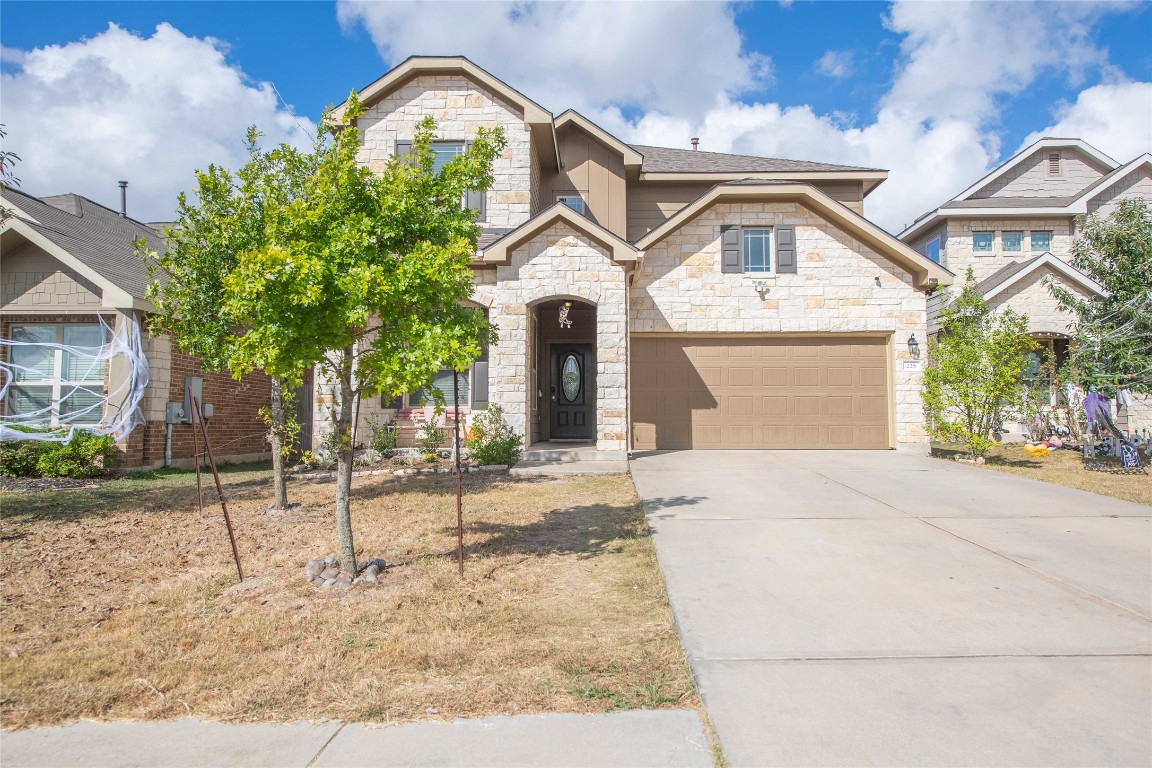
[0,467,696,729]
[932,443,1151,506]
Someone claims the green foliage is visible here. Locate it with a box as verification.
[466,405,523,466]
[365,414,399,456]
[1049,198,1152,393]
[922,269,1039,457]
[418,417,446,455]
[1,431,117,478]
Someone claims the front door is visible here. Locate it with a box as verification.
[550,344,593,439]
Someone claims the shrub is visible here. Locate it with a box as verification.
[0,430,117,478]
[365,414,399,456]
[418,417,446,454]
[466,405,523,466]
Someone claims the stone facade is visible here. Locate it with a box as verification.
[984,264,1090,336]
[472,223,629,452]
[943,217,1075,281]
[356,74,533,229]
[632,201,929,445]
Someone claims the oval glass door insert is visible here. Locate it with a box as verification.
[561,354,581,402]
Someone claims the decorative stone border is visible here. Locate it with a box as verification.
[292,464,509,483]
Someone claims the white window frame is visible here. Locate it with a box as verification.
[556,195,585,215]
[1002,231,1023,252]
[5,323,108,427]
[742,227,773,273]
[1030,231,1052,252]
[972,232,994,254]
[383,369,472,410]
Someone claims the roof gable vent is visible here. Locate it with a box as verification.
[1047,152,1061,176]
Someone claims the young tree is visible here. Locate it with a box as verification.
[1049,198,1152,392]
[223,99,502,575]
[923,269,1039,458]
[145,130,314,510]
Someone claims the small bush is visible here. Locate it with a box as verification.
[418,417,446,454]
[466,405,523,466]
[365,414,399,456]
[0,430,117,478]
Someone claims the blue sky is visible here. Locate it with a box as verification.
[2,1,1150,231]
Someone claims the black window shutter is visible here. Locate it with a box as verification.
[465,189,486,218]
[776,225,796,273]
[720,225,742,273]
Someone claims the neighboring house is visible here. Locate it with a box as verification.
[1,187,272,468]
[328,56,952,455]
[899,138,1152,434]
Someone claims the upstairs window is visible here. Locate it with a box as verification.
[742,228,773,273]
[1047,152,1061,176]
[430,142,465,174]
[557,195,585,215]
[1031,231,1052,252]
[972,232,993,253]
[1002,232,1023,252]
[925,236,942,264]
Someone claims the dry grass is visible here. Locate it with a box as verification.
[932,443,1151,506]
[0,466,697,729]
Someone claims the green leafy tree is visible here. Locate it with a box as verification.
[1049,198,1152,393]
[222,98,502,574]
[923,269,1039,457]
[144,129,314,510]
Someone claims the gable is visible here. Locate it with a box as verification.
[1,242,104,310]
[1087,164,1152,218]
[972,146,1111,200]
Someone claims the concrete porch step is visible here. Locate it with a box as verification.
[521,443,626,463]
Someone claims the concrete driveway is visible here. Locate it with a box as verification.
[631,450,1152,767]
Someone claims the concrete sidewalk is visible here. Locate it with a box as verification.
[1,710,711,768]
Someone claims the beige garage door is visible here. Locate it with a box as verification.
[631,337,890,450]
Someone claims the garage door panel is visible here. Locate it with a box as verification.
[632,337,891,449]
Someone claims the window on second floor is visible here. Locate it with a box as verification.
[1031,231,1052,252]
[743,228,773,273]
[557,195,585,215]
[430,142,465,174]
[972,232,993,253]
[1002,232,1023,252]
[925,237,942,264]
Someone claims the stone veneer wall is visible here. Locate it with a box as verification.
[472,223,628,452]
[355,74,533,229]
[984,265,1092,336]
[944,217,1075,281]
[631,201,929,445]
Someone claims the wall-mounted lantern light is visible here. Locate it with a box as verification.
[907,333,921,359]
[558,301,573,329]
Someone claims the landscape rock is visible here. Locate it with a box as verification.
[480,465,509,471]
[319,567,339,580]
[305,560,325,581]
[319,579,337,588]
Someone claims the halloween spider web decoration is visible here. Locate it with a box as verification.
[0,314,149,442]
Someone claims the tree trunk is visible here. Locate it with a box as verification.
[334,349,358,575]
[269,376,290,511]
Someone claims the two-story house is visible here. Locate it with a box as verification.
[322,56,952,457]
[900,138,1152,434]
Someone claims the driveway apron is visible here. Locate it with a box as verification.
[631,450,1152,767]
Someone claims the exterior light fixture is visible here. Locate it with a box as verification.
[558,301,573,329]
[907,333,921,359]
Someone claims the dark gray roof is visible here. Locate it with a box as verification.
[975,258,1036,295]
[478,227,514,250]
[2,188,165,300]
[629,144,884,174]
[941,196,1078,210]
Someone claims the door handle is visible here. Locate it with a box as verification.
[551,386,556,402]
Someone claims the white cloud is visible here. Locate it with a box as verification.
[0,23,314,222]
[1024,80,1152,161]
[816,50,853,79]
[336,1,771,117]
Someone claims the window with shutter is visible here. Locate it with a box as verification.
[720,225,742,273]
[775,226,796,273]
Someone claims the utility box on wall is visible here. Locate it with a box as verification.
[183,376,204,423]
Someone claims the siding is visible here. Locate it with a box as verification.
[974,148,1109,199]
[1087,166,1152,218]
[1,244,104,309]
[540,124,627,237]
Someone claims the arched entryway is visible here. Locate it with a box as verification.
[529,298,598,444]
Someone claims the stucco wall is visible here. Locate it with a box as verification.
[974,148,1108,199]
[472,223,628,453]
[1,245,103,310]
[944,217,1075,281]
[631,200,929,445]
[1087,167,1152,218]
[355,74,533,229]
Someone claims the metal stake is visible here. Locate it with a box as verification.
[191,395,244,582]
[454,372,464,578]
[191,401,205,519]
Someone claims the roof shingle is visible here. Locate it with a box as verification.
[629,144,885,174]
